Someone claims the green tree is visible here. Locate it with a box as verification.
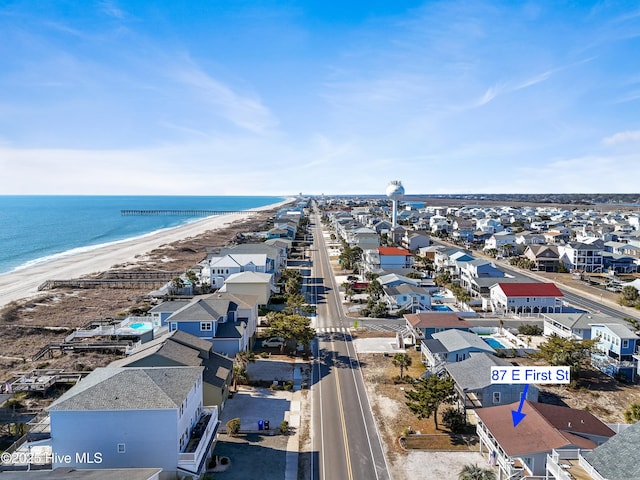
[434,270,451,287]
[392,352,413,379]
[338,245,362,271]
[485,248,498,258]
[365,271,380,281]
[530,334,598,382]
[170,277,184,294]
[458,464,496,480]
[620,285,639,307]
[185,270,198,284]
[624,403,640,423]
[266,313,316,352]
[284,270,303,295]
[366,279,384,300]
[233,350,256,390]
[405,374,456,430]
[442,407,467,433]
[285,293,308,315]
[341,283,356,302]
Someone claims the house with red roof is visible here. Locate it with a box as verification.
[363,246,414,273]
[476,400,614,478]
[489,282,564,315]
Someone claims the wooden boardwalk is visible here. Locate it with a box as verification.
[38,278,171,291]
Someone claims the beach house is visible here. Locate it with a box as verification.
[489,282,564,314]
[476,401,614,479]
[444,352,538,409]
[110,330,233,409]
[47,366,219,479]
[591,323,639,382]
[165,293,258,356]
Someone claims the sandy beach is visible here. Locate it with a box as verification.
[0,198,292,309]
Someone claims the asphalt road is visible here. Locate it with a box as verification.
[308,212,391,480]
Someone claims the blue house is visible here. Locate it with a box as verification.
[164,293,259,357]
[421,328,495,374]
[445,352,538,409]
[591,323,639,382]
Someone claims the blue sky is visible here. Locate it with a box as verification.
[1,1,639,195]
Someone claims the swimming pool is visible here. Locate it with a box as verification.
[129,322,152,330]
[431,293,445,299]
[483,337,506,349]
[432,305,452,311]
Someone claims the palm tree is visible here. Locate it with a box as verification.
[458,464,496,480]
[392,352,412,379]
[233,350,256,391]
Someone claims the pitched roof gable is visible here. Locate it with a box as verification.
[48,366,202,411]
[497,282,564,297]
[475,401,614,456]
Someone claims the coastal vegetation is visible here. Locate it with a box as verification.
[530,335,599,384]
[404,374,456,430]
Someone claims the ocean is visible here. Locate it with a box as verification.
[0,195,284,275]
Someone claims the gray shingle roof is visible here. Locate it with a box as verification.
[432,329,495,353]
[444,352,511,390]
[203,352,233,388]
[168,298,228,322]
[582,421,640,480]
[384,284,428,296]
[215,321,245,339]
[47,366,202,411]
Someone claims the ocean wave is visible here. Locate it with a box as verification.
[1,221,200,275]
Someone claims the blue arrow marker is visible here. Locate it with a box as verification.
[511,384,529,427]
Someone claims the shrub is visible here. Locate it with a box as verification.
[279,420,289,435]
[517,324,543,336]
[226,417,241,436]
[0,301,20,322]
[442,407,467,433]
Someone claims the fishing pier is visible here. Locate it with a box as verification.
[120,209,258,216]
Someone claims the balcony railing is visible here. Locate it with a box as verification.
[178,407,219,475]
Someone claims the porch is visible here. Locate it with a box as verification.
[178,407,220,478]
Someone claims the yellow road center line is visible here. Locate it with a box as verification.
[333,345,354,480]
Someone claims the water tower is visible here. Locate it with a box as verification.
[386,180,405,228]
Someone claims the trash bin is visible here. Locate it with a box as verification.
[264,420,270,431]
[258,420,264,431]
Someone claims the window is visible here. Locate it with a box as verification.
[492,392,501,404]
[623,339,629,349]
[200,322,212,331]
[117,443,126,454]
[170,322,177,332]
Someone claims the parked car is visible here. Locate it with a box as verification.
[262,337,285,348]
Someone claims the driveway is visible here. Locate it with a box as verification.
[214,386,295,480]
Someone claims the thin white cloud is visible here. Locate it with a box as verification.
[602,130,640,145]
[99,1,126,20]
[172,61,278,134]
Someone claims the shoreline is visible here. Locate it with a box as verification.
[0,198,292,309]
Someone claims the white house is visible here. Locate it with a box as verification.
[383,284,431,313]
[489,282,564,314]
[559,242,604,273]
[219,271,275,306]
[206,253,267,288]
[47,366,218,479]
